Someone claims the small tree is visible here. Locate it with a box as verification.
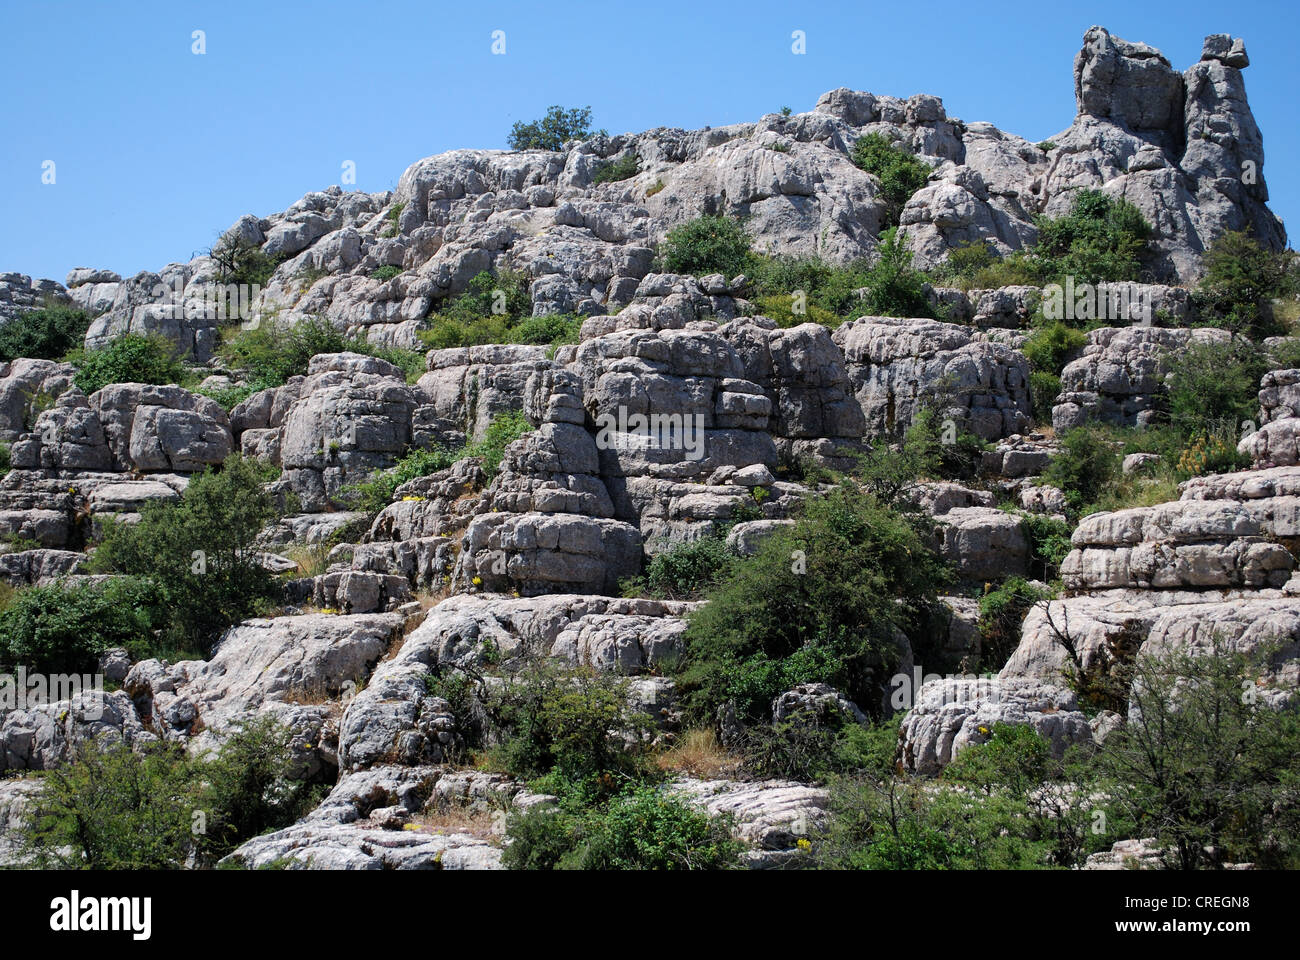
[508,105,597,151]
[68,333,185,394]
[659,215,753,278]
[861,228,932,318]
[1094,637,1300,869]
[93,454,278,655]
[0,304,91,363]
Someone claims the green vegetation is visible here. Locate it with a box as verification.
[346,409,533,512]
[859,228,932,318]
[508,105,599,151]
[23,717,321,869]
[1166,337,1267,439]
[591,153,639,185]
[624,535,739,601]
[1192,230,1298,339]
[678,479,949,725]
[0,304,92,363]
[1042,425,1121,511]
[0,578,160,674]
[977,577,1052,670]
[850,132,930,225]
[659,215,753,277]
[219,314,424,388]
[415,270,580,351]
[1090,638,1300,869]
[370,265,402,281]
[68,334,185,394]
[935,190,1154,290]
[210,234,285,290]
[503,785,740,870]
[91,454,279,655]
[1026,189,1153,285]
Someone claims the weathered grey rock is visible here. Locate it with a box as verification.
[899,677,1092,775]
[771,683,867,726]
[834,316,1031,441]
[1053,327,1230,431]
[671,777,830,850]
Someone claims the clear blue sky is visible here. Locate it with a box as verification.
[2,0,1296,284]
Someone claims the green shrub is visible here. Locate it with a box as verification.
[508,105,598,151]
[485,660,653,788]
[1092,636,1300,869]
[196,715,323,862]
[23,740,201,869]
[370,265,402,281]
[563,786,739,870]
[210,235,285,289]
[434,270,532,325]
[977,577,1052,670]
[747,254,874,322]
[860,228,932,318]
[944,723,1051,797]
[636,536,738,600]
[1019,512,1073,578]
[1027,189,1153,285]
[418,315,511,350]
[1042,425,1120,511]
[1165,337,1266,440]
[68,334,185,394]
[0,578,161,674]
[1022,321,1086,375]
[347,445,460,513]
[502,786,739,870]
[23,718,318,869]
[508,313,581,346]
[92,454,278,655]
[1029,371,1061,422]
[817,775,1048,869]
[1192,230,1296,339]
[679,480,948,724]
[851,133,930,225]
[591,153,639,184]
[659,215,753,278]
[0,304,92,363]
[219,315,422,387]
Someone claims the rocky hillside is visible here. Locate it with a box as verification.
[0,27,1297,872]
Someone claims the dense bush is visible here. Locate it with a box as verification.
[678,480,949,724]
[1164,337,1266,440]
[859,229,932,318]
[68,334,185,394]
[92,454,279,655]
[210,234,285,290]
[1026,189,1153,284]
[502,785,740,870]
[0,304,92,363]
[507,105,598,151]
[0,577,160,674]
[850,133,930,225]
[23,717,319,869]
[346,410,532,513]
[220,315,423,388]
[631,535,738,601]
[659,215,753,278]
[1042,425,1120,511]
[748,254,872,319]
[591,153,639,185]
[485,660,653,790]
[977,577,1052,670]
[1022,321,1086,376]
[1192,230,1296,339]
[1092,638,1300,869]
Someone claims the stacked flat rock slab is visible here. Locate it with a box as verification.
[833,316,1031,441]
[1239,368,1300,468]
[899,677,1093,775]
[1052,326,1230,431]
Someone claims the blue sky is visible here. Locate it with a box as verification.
[2,0,1296,284]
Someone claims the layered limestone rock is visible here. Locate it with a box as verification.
[834,316,1031,441]
[1052,326,1230,431]
[899,677,1093,775]
[32,30,1279,362]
